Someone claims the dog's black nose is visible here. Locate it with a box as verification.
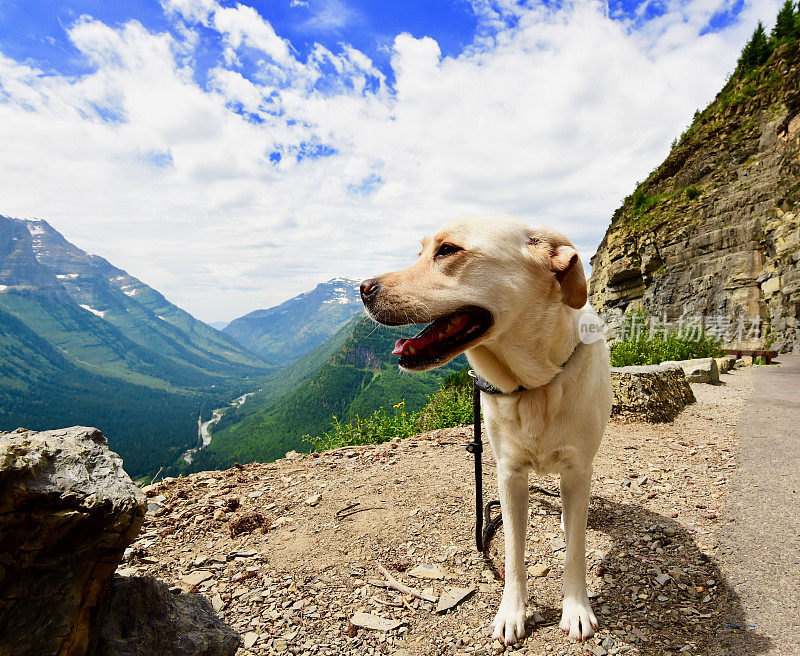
[360,278,380,301]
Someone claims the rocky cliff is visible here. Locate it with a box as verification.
[589,41,800,353]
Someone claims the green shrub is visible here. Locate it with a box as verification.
[305,370,474,451]
[306,401,419,451]
[610,314,723,367]
[685,185,702,201]
[416,382,473,431]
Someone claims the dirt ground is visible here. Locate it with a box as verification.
[124,367,768,656]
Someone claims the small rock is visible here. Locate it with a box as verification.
[655,573,671,587]
[228,550,257,559]
[182,570,213,587]
[269,517,294,530]
[408,563,446,580]
[211,593,224,613]
[436,586,475,613]
[549,538,566,552]
[527,563,550,577]
[242,632,259,649]
[350,612,403,631]
[305,494,322,506]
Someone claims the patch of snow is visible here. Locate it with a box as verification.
[334,287,346,293]
[56,273,79,279]
[79,304,105,318]
[324,297,352,304]
[0,285,8,292]
[114,275,125,281]
[27,224,45,236]
[123,289,138,297]
[157,315,166,320]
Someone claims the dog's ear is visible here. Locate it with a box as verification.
[550,245,587,309]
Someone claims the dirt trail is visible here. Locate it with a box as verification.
[715,355,800,656]
[126,367,770,655]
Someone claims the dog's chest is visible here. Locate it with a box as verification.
[482,392,572,473]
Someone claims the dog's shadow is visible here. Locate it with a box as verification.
[509,495,773,655]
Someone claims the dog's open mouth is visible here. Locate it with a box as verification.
[391,306,493,370]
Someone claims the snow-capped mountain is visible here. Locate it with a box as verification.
[224,277,364,364]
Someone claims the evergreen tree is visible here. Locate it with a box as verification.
[772,0,797,41]
[738,21,773,70]
[796,2,800,38]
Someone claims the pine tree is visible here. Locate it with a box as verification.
[772,0,796,41]
[795,1,800,38]
[738,21,773,70]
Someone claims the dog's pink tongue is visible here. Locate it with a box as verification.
[392,339,407,355]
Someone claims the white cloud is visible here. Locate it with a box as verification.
[0,0,783,322]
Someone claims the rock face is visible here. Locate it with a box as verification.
[95,576,239,656]
[0,427,146,656]
[589,42,800,353]
[611,364,696,422]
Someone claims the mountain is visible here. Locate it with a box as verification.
[207,321,229,330]
[589,36,800,353]
[224,278,364,364]
[0,215,271,477]
[185,317,466,472]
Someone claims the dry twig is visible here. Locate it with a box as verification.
[375,562,437,603]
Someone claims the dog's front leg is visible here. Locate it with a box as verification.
[558,466,597,641]
[491,463,528,645]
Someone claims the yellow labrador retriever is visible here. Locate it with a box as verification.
[360,215,611,644]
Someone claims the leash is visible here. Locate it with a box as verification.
[466,370,519,552]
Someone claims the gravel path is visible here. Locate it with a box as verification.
[127,367,759,656]
[714,355,800,656]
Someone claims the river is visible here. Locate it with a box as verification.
[182,391,256,464]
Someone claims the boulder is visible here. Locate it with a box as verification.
[715,356,736,374]
[661,357,720,384]
[95,576,239,656]
[0,427,146,656]
[611,363,696,422]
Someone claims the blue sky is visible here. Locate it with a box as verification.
[0,0,480,81]
[0,0,781,321]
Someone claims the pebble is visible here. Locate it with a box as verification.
[242,631,259,649]
[182,570,213,587]
[655,573,671,587]
[527,563,550,577]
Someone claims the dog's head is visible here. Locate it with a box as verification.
[361,215,587,372]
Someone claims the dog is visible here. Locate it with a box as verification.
[360,215,612,645]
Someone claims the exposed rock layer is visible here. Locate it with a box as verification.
[589,43,800,353]
[0,427,146,656]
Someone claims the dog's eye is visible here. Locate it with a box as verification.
[435,243,464,258]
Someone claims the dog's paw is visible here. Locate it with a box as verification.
[491,599,527,645]
[559,595,598,641]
